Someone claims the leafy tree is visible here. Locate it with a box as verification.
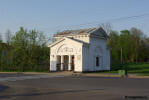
[7,27,50,71]
[107,31,120,65]
[108,27,149,70]
[130,27,144,63]
[10,27,29,71]
[0,33,2,69]
[119,30,133,63]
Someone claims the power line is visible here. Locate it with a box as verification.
[50,13,149,31]
[106,13,149,22]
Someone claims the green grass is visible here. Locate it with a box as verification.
[1,63,149,76]
[122,63,149,74]
[137,73,149,76]
[93,63,149,76]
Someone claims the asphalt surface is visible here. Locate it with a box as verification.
[0,73,149,100]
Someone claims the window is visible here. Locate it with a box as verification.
[96,57,99,67]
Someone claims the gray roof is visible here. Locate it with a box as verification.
[54,28,98,36]
[54,27,109,39]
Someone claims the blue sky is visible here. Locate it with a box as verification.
[0,0,149,39]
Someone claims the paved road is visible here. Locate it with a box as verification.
[0,73,149,100]
[0,73,64,82]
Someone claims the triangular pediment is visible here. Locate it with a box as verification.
[90,27,108,39]
[48,37,86,48]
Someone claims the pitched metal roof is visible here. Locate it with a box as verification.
[54,28,97,36]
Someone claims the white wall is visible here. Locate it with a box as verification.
[50,34,110,72]
[81,36,110,72]
[50,38,83,72]
[73,35,90,43]
[50,55,57,71]
[82,46,89,71]
[87,37,110,71]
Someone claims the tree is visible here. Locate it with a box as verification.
[0,33,2,43]
[107,31,120,65]
[9,27,50,71]
[108,27,149,71]
[145,37,149,43]
[11,27,29,71]
[27,30,49,71]
[5,30,12,45]
[130,27,144,63]
[119,30,134,63]
[99,23,112,35]
[0,33,2,69]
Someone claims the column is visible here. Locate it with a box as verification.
[68,55,72,71]
[61,55,64,71]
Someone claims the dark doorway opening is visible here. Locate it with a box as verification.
[56,56,61,71]
[71,56,75,71]
[64,55,69,71]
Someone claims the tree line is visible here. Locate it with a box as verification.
[108,27,149,69]
[0,27,50,72]
[0,27,149,72]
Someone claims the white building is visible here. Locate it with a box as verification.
[49,27,110,72]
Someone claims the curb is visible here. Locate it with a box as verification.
[82,73,149,79]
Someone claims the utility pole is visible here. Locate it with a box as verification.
[121,48,123,64]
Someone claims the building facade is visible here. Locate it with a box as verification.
[49,27,110,72]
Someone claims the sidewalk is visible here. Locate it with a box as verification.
[1,71,149,79]
[82,73,149,79]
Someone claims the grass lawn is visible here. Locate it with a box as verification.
[1,63,149,76]
[122,63,149,75]
[95,63,149,76]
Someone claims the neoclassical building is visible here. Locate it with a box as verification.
[49,27,110,72]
